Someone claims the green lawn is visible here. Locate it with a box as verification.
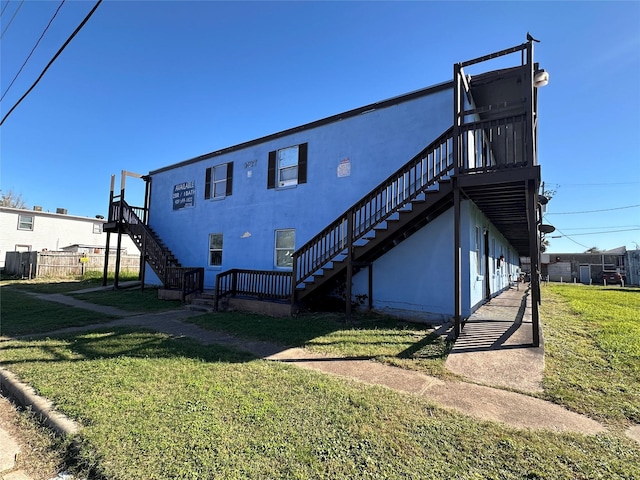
[72,288,182,313]
[1,328,638,480]
[0,287,115,336]
[540,284,640,426]
[186,311,454,378]
[0,272,140,294]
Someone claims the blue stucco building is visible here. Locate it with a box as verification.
[105,41,547,344]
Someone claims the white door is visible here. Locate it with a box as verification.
[579,265,591,284]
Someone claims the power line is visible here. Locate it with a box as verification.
[0,0,24,40]
[1,1,11,18]
[546,204,640,215]
[547,225,589,249]
[0,0,102,127]
[1,0,67,103]
[551,228,640,237]
[561,225,640,231]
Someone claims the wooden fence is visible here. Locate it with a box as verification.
[3,251,140,279]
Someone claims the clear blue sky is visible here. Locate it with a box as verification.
[1,1,639,253]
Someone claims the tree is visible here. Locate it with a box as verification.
[540,237,550,253]
[0,189,27,209]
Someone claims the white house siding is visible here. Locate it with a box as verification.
[146,87,452,289]
[0,207,138,268]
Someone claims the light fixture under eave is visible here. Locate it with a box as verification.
[538,224,555,234]
[534,69,549,87]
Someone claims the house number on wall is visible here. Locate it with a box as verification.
[245,160,257,169]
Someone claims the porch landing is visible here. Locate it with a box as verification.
[445,285,544,393]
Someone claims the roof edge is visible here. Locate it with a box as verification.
[150,80,452,176]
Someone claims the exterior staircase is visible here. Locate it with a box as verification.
[292,127,455,306]
[105,199,203,297]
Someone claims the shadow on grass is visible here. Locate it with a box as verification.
[1,327,255,367]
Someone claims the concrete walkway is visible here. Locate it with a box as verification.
[2,284,632,477]
[445,286,545,393]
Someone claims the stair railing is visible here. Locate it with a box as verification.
[293,126,455,290]
[112,199,180,284]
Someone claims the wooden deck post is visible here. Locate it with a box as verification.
[452,61,463,338]
[527,178,540,346]
[345,210,354,324]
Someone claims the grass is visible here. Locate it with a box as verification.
[0,395,67,479]
[540,284,640,426]
[0,271,140,294]
[186,311,454,377]
[72,288,182,313]
[1,328,638,479]
[0,287,115,336]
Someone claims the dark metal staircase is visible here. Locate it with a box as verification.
[292,127,455,306]
[105,199,203,295]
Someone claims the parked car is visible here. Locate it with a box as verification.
[596,271,623,285]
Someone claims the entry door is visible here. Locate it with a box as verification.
[579,265,591,284]
[484,230,491,300]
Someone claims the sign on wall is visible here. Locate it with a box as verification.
[173,181,195,210]
[337,158,351,178]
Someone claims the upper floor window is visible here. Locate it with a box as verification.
[268,143,307,189]
[18,214,34,231]
[93,223,103,234]
[275,229,295,268]
[209,233,223,266]
[205,162,233,200]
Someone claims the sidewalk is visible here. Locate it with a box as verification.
[0,285,621,477]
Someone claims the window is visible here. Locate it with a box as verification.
[93,223,102,234]
[18,214,34,231]
[275,229,295,268]
[268,143,307,189]
[205,162,233,199]
[208,234,223,266]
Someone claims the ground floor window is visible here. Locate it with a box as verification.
[209,233,223,266]
[275,229,295,268]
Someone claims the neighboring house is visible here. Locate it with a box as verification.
[105,41,547,345]
[0,206,138,268]
[542,247,629,284]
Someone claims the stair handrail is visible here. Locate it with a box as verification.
[112,199,178,283]
[293,126,455,288]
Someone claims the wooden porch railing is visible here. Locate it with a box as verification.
[215,269,292,310]
[166,267,205,300]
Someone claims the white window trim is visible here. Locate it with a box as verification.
[18,214,34,231]
[208,233,223,267]
[277,146,299,188]
[211,164,228,199]
[274,229,295,268]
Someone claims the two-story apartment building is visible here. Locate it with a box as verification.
[106,41,547,344]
